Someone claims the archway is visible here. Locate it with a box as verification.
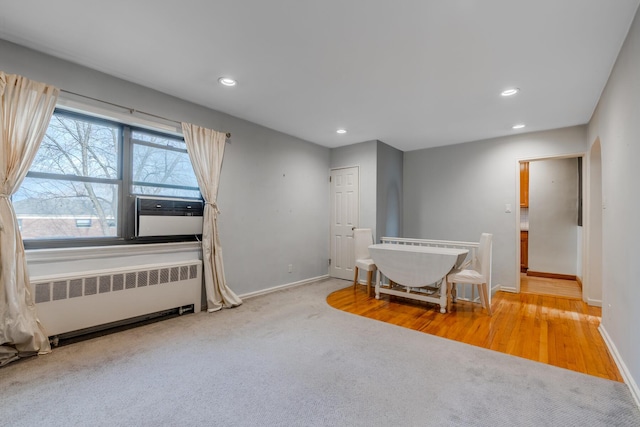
[584,138,603,305]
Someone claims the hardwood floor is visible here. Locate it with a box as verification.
[520,273,582,299]
[327,283,622,382]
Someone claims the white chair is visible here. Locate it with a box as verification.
[446,233,493,315]
[353,228,376,297]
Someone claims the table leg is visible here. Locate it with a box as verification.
[439,283,447,314]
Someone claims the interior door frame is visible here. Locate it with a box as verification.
[514,152,586,297]
[329,165,360,279]
[584,138,603,307]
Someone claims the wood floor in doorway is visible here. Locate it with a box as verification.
[327,283,622,382]
[521,273,582,299]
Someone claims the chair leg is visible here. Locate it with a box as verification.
[481,283,492,316]
[446,281,453,313]
[353,267,359,290]
[476,284,485,308]
[366,270,373,297]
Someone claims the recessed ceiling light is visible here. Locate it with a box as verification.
[218,77,237,87]
[512,123,526,129]
[501,88,520,97]
[336,129,347,134]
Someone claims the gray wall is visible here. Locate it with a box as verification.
[0,39,331,296]
[586,141,602,304]
[587,5,640,396]
[403,126,587,291]
[330,140,378,235]
[528,158,579,275]
[376,141,403,242]
[330,140,403,244]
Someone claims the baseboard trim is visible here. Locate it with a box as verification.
[239,275,330,300]
[576,276,583,289]
[599,324,640,410]
[586,298,602,307]
[499,285,517,293]
[526,271,577,281]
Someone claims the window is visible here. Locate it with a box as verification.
[13,109,201,247]
[131,130,200,198]
[75,219,93,228]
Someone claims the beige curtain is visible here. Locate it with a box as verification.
[182,123,242,312]
[0,72,59,366]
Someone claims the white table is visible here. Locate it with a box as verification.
[368,243,469,313]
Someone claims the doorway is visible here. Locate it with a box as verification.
[518,155,583,298]
[584,139,602,306]
[329,166,359,280]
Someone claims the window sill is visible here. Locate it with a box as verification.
[26,241,201,264]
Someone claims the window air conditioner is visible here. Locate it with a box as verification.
[135,196,204,237]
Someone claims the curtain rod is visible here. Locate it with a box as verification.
[60,89,231,138]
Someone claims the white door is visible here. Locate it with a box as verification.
[330,166,359,280]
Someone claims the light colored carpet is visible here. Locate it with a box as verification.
[1,278,638,426]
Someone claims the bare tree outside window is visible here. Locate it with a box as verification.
[131,131,200,198]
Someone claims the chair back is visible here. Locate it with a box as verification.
[477,233,493,279]
[353,228,374,261]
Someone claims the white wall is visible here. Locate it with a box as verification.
[587,6,640,401]
[528,158,579,276]
[403,126,587,291]
[0,39,331,297]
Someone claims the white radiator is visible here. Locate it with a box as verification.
[31,260,202,337]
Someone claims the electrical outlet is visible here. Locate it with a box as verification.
[288,264,293,273]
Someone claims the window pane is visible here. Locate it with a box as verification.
[14,177,118,239]
[131,130,186,150]
[31,113,119,179]
[132,143,199,190]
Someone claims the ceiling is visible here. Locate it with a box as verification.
[0,0,638,151]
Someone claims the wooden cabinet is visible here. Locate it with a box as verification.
[520,231,528,273]
[520,162,529,207]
